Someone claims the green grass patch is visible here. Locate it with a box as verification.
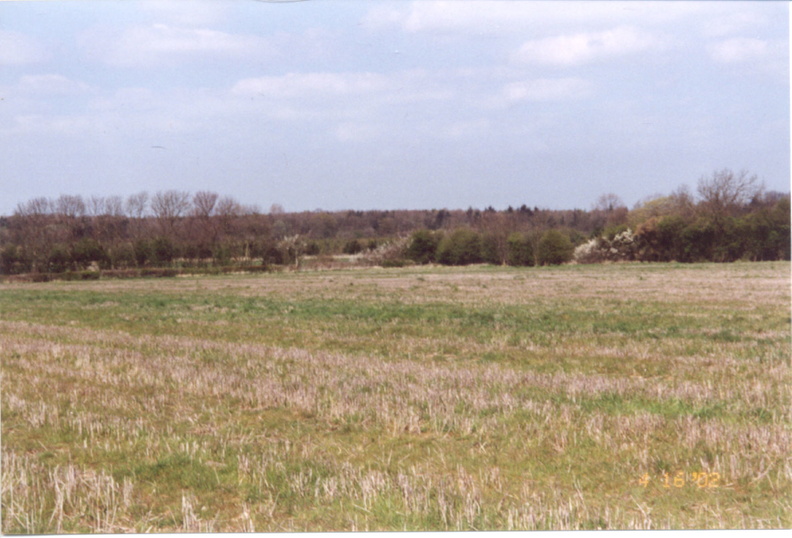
[1,262,789,531]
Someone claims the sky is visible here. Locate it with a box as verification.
[1,0,789,215]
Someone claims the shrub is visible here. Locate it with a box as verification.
[405,229,442,264]
[109,243,136,269]
[342,239,363,255]
[537,229,574,265]
[133,239,152,267]
[480,233,507,265]
[360,236,410,266]
[140,268,178,278]
[304,241,321,256]
[574,228,636,264]
[437,228,483,265]
[151,237,177,265]
[0,244,31,274]
[61,270,100,281]
[101,269,141,279]
[261,243,284,265]
[70,238,109,270]
[47,245,71,273]
[573,238,604,264]
[212,244,232,266]
[506,232,535,266]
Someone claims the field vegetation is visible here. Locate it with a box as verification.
[1,170,789,279]
[1,261,790,531]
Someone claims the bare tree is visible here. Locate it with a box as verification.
[15,197,52,217]
[105,196,124,217]
[593,193,626,213]
[125,191,149,219]
[215,196,243,238]
[88,196,106,217]
[151,190,190,237]
[125,191,150,241]
[591,193,628,230]
[192,191,219,218]
[54,194,86,218]
[190,191,220,249]
[668,184,696,220]
[479,211,514,264]
[697,169,763,219]
[12,197,56,271]
[215,196,242,217]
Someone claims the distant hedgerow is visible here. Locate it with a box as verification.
[537,230,574,265]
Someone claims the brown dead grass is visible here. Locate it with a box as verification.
[1,262,789,531]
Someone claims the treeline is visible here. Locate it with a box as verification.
[401,170,789,267]
[0,169,788,276]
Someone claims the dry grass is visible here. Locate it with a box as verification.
[1,261,789,531]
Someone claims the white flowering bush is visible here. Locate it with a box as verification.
[278,234,306,266]
[573,238,604,264]
[610,228,636,260]
[360,236,411,266]
[574,228,636,264]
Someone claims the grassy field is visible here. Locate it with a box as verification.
[1,261,789,531]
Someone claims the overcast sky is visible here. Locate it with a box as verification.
[1,0,789,215]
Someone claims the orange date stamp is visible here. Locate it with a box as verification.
[638,471,721,489]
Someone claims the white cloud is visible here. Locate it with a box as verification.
[708,37,769,64]
[232,72,389,99]
[82,24,270,67]
[364,1,705,35]
[139,1,230,27]
[333,121,380,142]
[702,10,768,38]
[17,74,91,95]
[707,36,787,78]
[89,87,158,112]
[501,78,591,103]
[8,114,95,136]
[443,119,490,140]
[513,27,662,66]
[0,30,48,65]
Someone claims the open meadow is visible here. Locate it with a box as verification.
[1,261,790,531]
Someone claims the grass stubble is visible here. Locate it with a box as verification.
[1,262,789,531]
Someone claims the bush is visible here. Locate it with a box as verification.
[109,243,137,269]
[133,239,152,267]
[0,244,31,274]
[47,245,71,273]
[537,230,574,265]
[304,241,321,256]
[574,228,636,264]
[100,269,141,279]
[342,239,363,255]
[573,238,604,264]
[261,243,284,265]
[61,270,100,281]
[71,238,109,270]
[212,244,232,266]
[437,228,483,265]
[480,233,506,265]
[140,268,179,278]
[360,237,410,267]
[405,229,442,264]
[151,237,177,265]
[506,232,535,266]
